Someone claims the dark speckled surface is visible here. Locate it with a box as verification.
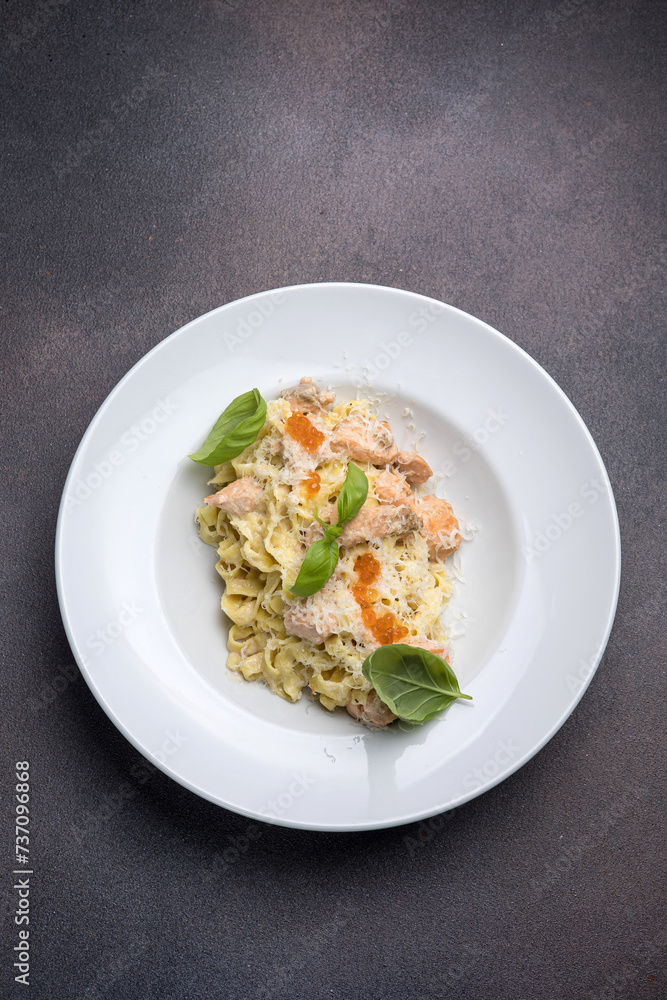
[1,1,665,997]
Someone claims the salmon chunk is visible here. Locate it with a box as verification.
[412,495,461,559]
[375,469,413,505]
[330,413,398,465]
[340,503,422,547]
[203,477,263,517]
[281,376,336,414]
[284,600,338,644]
[392,451,433,484]
[346,690,397,727]
[375,470,460,560]
[307,501,421,547]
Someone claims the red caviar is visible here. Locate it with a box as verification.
[352,553,408,645]
[354,552,380,586]
[285,413,326,453]
[302,472,321,497]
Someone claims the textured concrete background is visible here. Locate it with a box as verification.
[1,1,665,998]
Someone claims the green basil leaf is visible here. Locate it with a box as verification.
[189,388,267,466]
[336,462,368,525]
[289,538,339,597]
[362,644,472,723]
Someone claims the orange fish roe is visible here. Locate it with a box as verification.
[352,553,409,645]
[354,551,380,586]
[284,413,326,454]
[302,472,321,497]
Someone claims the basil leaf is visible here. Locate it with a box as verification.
[289,538,339,597]
[336,462,368,525]
[362,644,472,723]
[189,388,267,466]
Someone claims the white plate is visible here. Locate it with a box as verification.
[55,282,621,831]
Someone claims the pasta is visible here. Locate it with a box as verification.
[195,378,463,726]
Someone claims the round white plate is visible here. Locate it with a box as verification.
[55,282,621,831]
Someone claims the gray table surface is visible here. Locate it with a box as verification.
[2,1,665,998]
